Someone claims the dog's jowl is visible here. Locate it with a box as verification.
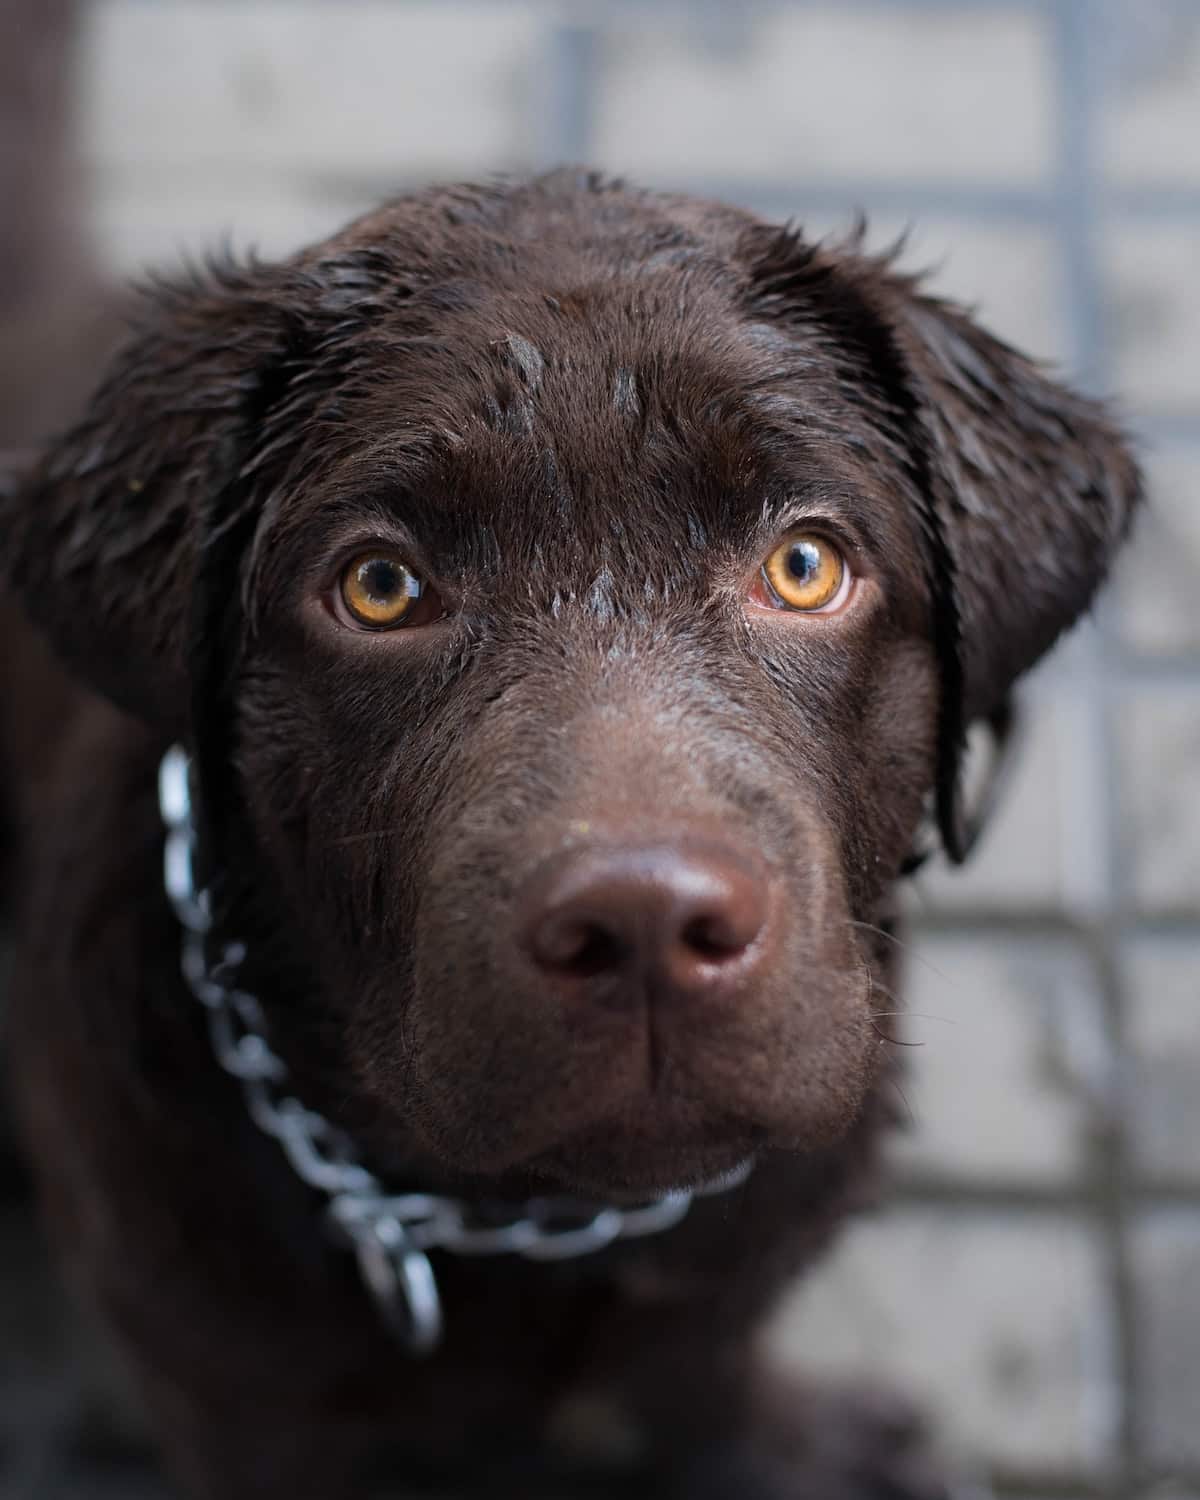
[0,172,1141,1500]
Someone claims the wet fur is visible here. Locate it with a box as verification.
[0,171,1140,1498]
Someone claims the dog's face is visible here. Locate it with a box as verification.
[236,258,939,1192]
[4,173,1140,1195]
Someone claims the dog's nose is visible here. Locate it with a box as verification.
[520,843,770,1000]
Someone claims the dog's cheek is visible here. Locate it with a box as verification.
[836,638,941,913]
[234,639,453,941]
[745,626,938,919]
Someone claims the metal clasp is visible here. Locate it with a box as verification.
[329,1199,443,1356]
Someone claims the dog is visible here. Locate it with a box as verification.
[0,170,1141,1499]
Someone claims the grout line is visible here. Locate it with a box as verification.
[1053,2,1142,1491]
[469,0,1060,14]
[534,21,599,168]
[909,910,1200,940]
[1088,654,1200,685]
[81,166,1200,229]
[888,1180,1200,1212]
[1128,412,1200,448]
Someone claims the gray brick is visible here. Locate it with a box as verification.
[793,211,1069,367]
[87,176,376,278]
[1117,691,1200,917]
[1116,445,1200,658]
[1102,224,1200,417]
[1133,1214,1200,1470]
[889,937,1110,1186]
[1123,937,1200,1183]
[895,217,1068,369]
[765,1210,1116,1474]
[80,1,544,178]
[592,7,1054,187]
[1100,5,1200,187]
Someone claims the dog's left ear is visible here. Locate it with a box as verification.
[0,258,300,732]
[771,238,1143,861]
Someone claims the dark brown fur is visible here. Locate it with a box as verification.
[0,171,1140,1498]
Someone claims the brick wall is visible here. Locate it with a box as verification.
[4,3,1198,1497]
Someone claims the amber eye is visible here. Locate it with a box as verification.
[338,551,424,629]
[760,533,848,612]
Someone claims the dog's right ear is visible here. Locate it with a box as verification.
[1,259,298,731]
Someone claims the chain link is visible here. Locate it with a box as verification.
[158,745,752,1355]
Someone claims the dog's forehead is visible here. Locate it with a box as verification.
[413,276,790,507]
[287,246,887,576]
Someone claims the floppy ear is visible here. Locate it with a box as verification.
[860,265,1142,859]
[856,264,1142,719]
[0,259,299,731]
[765,235,1143,861]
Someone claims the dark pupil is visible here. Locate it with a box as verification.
[786,541,821,583]
[360,559,408,601]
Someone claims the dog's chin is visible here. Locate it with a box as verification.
[398,1041,878,1198]
[525,1122,765,1200]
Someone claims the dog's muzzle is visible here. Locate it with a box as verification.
[158,745,753,1355]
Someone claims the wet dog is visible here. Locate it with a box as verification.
[0,170,1141,1498]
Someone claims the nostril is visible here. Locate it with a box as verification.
[680,911,755,961]
[530,914,631,977]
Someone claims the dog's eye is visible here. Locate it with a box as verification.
[757,533,849,612]
[338,551,429,630]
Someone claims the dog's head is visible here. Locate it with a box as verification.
[3,173,1140,1194]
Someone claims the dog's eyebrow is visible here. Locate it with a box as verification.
[757,482,898,557]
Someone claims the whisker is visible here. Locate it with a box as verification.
[848,919,952,983]
[866,966,951,1039]
[885,1070,917,1127]
[870,1021,923,1048]
[847,918,910,953]
[869,1009,956,1027]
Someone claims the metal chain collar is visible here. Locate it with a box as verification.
[158,745,751,1355]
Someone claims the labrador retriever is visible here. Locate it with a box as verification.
[0,170,1141,1499]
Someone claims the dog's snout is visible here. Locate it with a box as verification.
[520,842,771,1000]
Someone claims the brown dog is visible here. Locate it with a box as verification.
[0,171,1140,1499]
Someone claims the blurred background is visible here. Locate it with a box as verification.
[1,1,1197,1497]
